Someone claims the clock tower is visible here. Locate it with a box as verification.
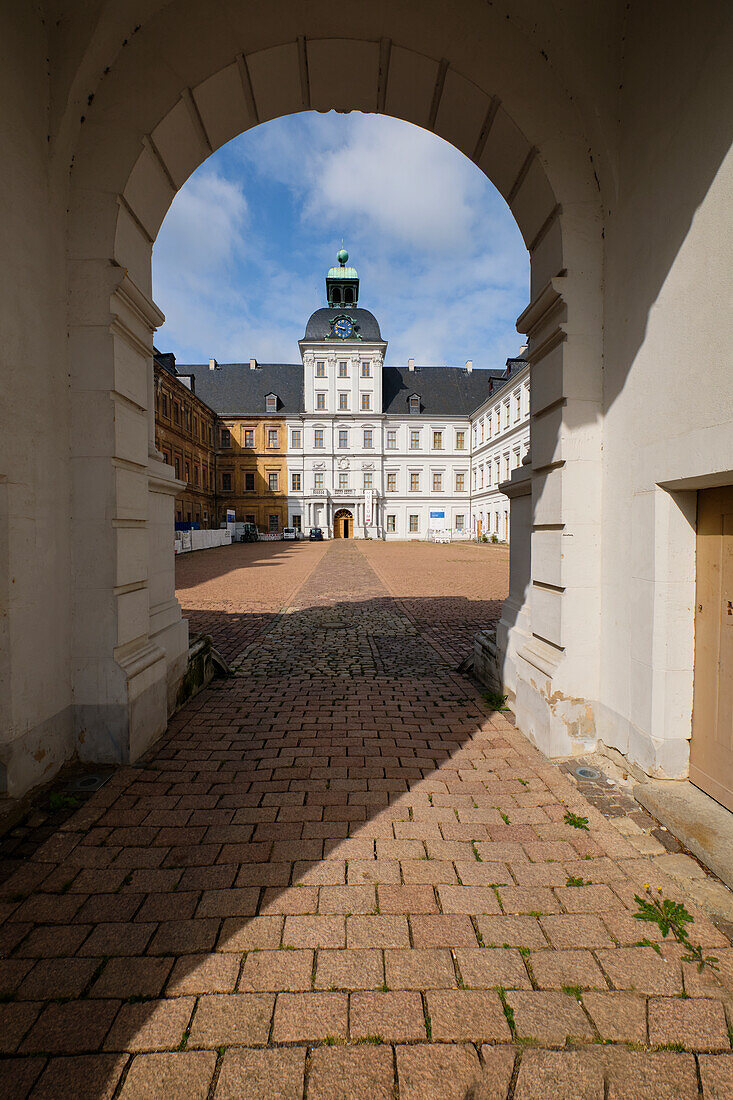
[326,249,359,309]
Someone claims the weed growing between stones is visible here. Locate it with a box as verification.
[633,884,719,972]
[563,810,589,830]
[484,691,508,712]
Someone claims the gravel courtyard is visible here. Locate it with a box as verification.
[0,540,732,1098]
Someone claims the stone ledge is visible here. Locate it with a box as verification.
[634,779,733,894]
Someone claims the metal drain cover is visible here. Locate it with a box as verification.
[575,766,601,780]
[66,773,111,793]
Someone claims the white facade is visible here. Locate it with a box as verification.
[470,362,530,540]
[285,322,484,540]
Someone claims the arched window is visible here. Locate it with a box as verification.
[344,287,353,303]
[332,287,341,303]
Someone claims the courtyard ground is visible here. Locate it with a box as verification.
[1,540,733,1098]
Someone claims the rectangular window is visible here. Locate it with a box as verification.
[221,472,232,491]
[487,414,492,438]
[291,472,301,491]
[245,513,256,525]
[433,472,442,491]
[338,361,348,378]
[433,430,443,450]
[268,472,278,491]
[269,514,279,533]
[174,457,180,479]
[480,466,484,488]
[515,393,522,421]
[268,429,278,448]
[314,429,324,448]
[456,430,465,450]
[409,514,419,533]
[193,465,199,486]
[316,361,326,377]
[193,416,198,438]
[220,427,231,448]
[487,464,492,486]
[338,392,349,411]
[314,472,324,489]
[361,361,371,378]
[386,430,397,449]
[456,472,465,492]
[455,514,465,531]
[480,421,484,442]
[363,429,373,448]
[244,429,254,448]
[292,515,301,531]
[291,429,302,448]
[410,430,420,449]
[504,403,510,428]
[338,429,348,449]
[338,472,348,490]
[173,403,180,424]
[410,472,420,492]
[161,394,168,417]
[184,462,190,482]
[360,393,371,411]
[245,471,255,492]
[387,472,397,492]
[363,472,373,489]
[316,393,326,410]
[387,514,396,532]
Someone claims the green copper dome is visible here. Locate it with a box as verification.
[327,248,358,280]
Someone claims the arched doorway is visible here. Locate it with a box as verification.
[333,509,353,540]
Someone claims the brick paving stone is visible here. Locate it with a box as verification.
[377,884,438,913]
[539,914,615,948]
[474,915,547,948]
[385,948,456,989]
[426,989,512,1041]
[437,885,502,914]
[261,886,319,914]
[308,1045,394,1100]
[218,916,283,951]
[31,1054,128,1100]
[506,991,595,1043]
[596,946,683,994]
[283,915,345,948]
[513,1050,604,1100]
[529,949,608,990]
[21,999,120,1054]
[698,1053,733,1099]
[401,859,458,884]
[187,994,274,1048]
[648,996,730,1050]
[582,991,648,1042]
[0,1056,46,1097]
[271,991,348,1041]
[498,886,561,914]
[398,1044,515,1100]
[16,956,100,1000]
[0,1002,42,1053]
[314,948,384,989]
[239,948,313,991]
[166,953,241,994]
[91,956,174,999]
[215,1047,306,1099]
[347,859,401,885]
[347,914,410,948]
[600,1050,700,1099]
[318,884,376,913]
[104,997,196,1052]
[553,883,622,912]
[118,1051,217,1099]
[78,922,156,957]
[454,947,531,989]
[410,914,478,948]
[350,990,427,1040]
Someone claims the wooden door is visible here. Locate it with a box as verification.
[689,487,733,810]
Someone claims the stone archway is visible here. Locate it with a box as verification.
[2,0,619,796]
[333,510,354,540]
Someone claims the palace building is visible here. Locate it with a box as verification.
[156,252,528,539]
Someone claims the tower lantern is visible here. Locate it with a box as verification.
[326,249,359,308]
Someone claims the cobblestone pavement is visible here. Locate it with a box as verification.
[1,542,733,1098]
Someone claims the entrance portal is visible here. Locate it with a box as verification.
[690,486,733,811]
[334,509,353,540]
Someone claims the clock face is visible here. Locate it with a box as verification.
[333,317,353,339]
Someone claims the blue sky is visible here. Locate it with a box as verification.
[153,111,529,370]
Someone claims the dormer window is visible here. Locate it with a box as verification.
[409,394,421,414]
[265,393,277,413]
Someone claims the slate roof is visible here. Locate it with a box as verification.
[156,352,526,419]
[303,307,382,342]
[178,362,304,416]
[382,366,506,416]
